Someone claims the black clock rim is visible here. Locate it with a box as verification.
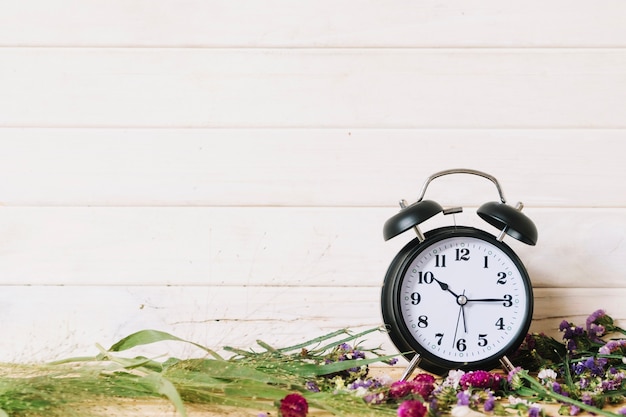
[381,226,534,375]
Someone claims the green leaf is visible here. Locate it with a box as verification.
[108,329,223,359]
[143,373,187,417]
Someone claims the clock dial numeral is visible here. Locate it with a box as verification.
[484,255,489,268]
[495,317,505,330]
[497,272,507,285]
[435,333,444,345]
[417,271,434,284]
[456,338,467,351]
[410,292,421,305]
[435,254,446,267]
[417,315,429,328]
[478,334,488,347]
[455,248,470,261]
[503,294,513,307]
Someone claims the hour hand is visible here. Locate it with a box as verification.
[432,277,459,298]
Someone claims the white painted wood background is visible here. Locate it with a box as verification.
[0,1,625,364]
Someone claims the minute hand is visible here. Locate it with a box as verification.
[467,298,507,302]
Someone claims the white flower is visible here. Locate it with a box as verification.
[376,374,394,386]
[508,395,531,406]
[538,368,558,380]
[334,378,345,390]
[353,386,369,397]
[451,405,488,417]
[443,369,466,389]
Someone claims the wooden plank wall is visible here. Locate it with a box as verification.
[0,1,625,363]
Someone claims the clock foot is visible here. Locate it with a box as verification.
[499,355,516,374]
[400,354,422,381]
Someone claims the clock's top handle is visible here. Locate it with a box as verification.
[417,168,507,204]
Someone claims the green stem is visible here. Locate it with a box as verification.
[519,372,623,417]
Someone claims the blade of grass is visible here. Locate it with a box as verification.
[142,373,187,417]
[281,354,400,378]
[307,328,383,355]
[108,330,223,360]
[276,329,351,353]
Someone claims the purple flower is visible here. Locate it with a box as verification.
[586,309,607,330]
[581,393,594,406]
[602,378,620,391]
[352,349,366,359]
[566,339,578,352]
[573,356,607,377]
[560,320,585,345]
[528,404,542,417]
[456,390,471,406]
[588,323,606,341]
[279,393,308,417]
[348,378,379,390]
[484,391,496,412]
[507,366,524,389]
[397,400,427,417]
[552,382,565,395]
[599,339,626,355]
[305,381,320,392]
[618,406,626,415]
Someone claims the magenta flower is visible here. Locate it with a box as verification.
[397,399,427,417]
[411,373,436,398]
[388,374,436,401]
[279,393,308,417]
[460,370,502,390]
[389,381,413,399]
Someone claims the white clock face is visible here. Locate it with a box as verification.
[398,234,532,365]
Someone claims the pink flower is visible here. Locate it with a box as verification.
[388,374,435,400]
[460,370,502,390]
[411,373,435,398]
[279,393,308,417]
[389,381,413,399]
[397,399,427,417]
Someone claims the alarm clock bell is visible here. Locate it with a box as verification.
[383,168,537,246]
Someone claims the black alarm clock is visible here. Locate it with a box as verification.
[381,169,537,377]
